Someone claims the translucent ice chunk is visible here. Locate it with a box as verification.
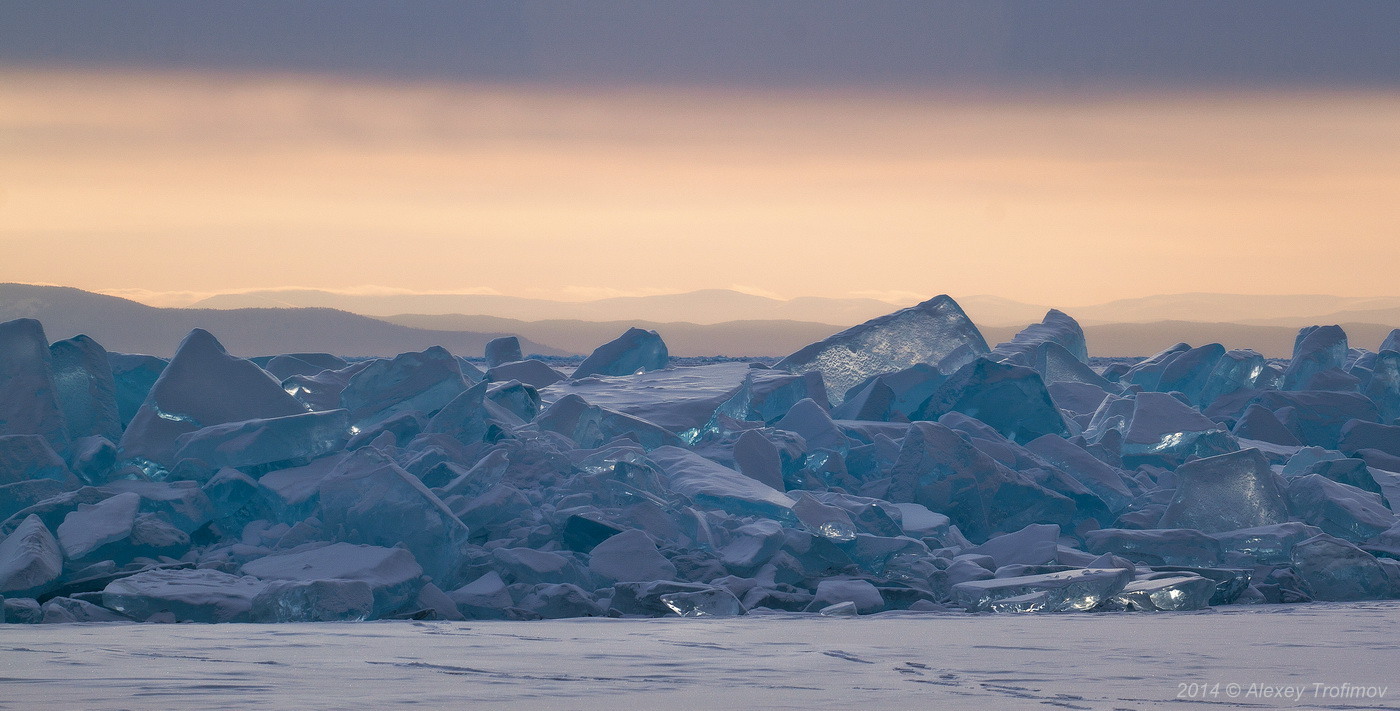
[572,327,668,379]
[535,394,682,450]
[1286,474,1396,542]
[1283,325,1348,391]
[250,579,375,622]
[1210,522,1324,565]
[484,336,523,369]
[119,329,306,467]
[1120,392,1238,466]
[1159,449,1291,533]
[775,295,989,404]
[339,346,469,428]
[50,335,121,443]
[648,446,796,522]
[172,409,352,474]
[1084,528,1222,567]
[991,309,1089,366]
[913,358,1068,444]
[818,600,859,616]
[1111,574,1216,611]
[1291,533,1399,601]
[953,567,1133,613]
[661,587,745,617]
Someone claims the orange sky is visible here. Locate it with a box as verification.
[2,69,1397,306]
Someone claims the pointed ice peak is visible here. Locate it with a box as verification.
[775,294,988,402]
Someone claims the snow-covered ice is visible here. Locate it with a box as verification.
[4,605,1399,710]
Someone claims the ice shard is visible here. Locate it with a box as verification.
[484,336,523,369]
[1120,392,1237,466]
[0,319,69,454]
[912,358,1068,444]
[953,567,1132,613]
[991,309,1089,366]
[1158,449,1291,533]
[172,409,353,474]
[339,346,469,428]
[1111,574,1216,611]
[775,295,989,404]
[119,329,306,469]
[49,335,121,444]
[1291,534,1399,601]
[1283,325,1349,391]
[572,327,668,379]
[0,514,63,598]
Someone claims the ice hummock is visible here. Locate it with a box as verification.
[6,304,1400,625]
[775,295,989,404]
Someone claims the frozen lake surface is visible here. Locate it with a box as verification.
[4,603,1398,711]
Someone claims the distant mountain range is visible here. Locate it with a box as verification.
[0,284,565,359]
[188,287,1400,331]
[5,284,1398,359]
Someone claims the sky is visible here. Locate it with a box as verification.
[2,2,1398,307]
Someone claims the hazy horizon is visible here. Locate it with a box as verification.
[3,4,1397,308]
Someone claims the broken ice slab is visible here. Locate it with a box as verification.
[1143,566,1252,605]
[1286,474,1396,542]
[587,529,677,583]
[0,434,79,487]
[0,319,71,455]
[1158,449,1291,533]
[775,295,989,404]
[1236,391,1380,450]
[1111,574,1216,611]
[172,409,352,474]
[0,514,64,599]
[571,327,669,379]
[50,334,122,444]
[250,578,375,622]
[535,394,682,450]
[1119,392,1238,467]
[1210,522,1324,566]
[1363,350,1400,424]
[1085,528,1222,567]
[648,446,796,523]
[804,579,885,614]
[484,336,523,369]
[119,329,308,468]
[316,448,470,585]
[1283,325,1349,391]
[772,398,850,453]
[240,542,425,618]
[102,568,268,622]
[912,358,1068,445]
[952,567,1133,613]
[1291,533,1400,601]
[543,362,751,434]
[819,601,859,616]
[965,523,1060,569]
[1024,435,1134,513]
[661,587,745,617]
[339,346,468,428]
[991,309,1089,366]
